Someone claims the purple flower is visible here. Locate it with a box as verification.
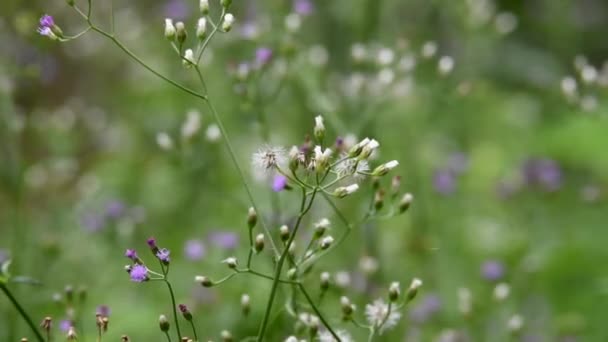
[156,248,171,263]
[105,200,126,219]
[163,0,188,19]
[293,0,314,16]
[125,249,137,261]
[39,15,55,28]
[255,47,273,66]
[523,158,562,191]
[433,169,456,195]
[96,305,110,317]
[481,260,505,281]
[409,294,442,324]
[208,231,239,249]
[81,213,106,232]
[59,319,71,332]
[272,175,288,192]
[129,264,148,282]
[37,27,53,37]
[184,240,206,261]
[147,237,157,249]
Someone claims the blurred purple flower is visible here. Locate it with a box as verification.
[59,319,71,332]
[129,264,148,282]
[409,294,442,324]
[208,231,239,249]
[523,158,562,191]
[164,0,188,19]
[272,175,288,192]
[184,240,206,261]
[156,248,171,263]
[481,260,505,281]
[433,169,456,195]
[105,200,126,219]
[96,305,110,317]
[39,15,55,28]
[240,22,259,40]
[147,237,157,249]
[81,213,105,232]
[125,249,137,261]
[255,47,273,66]
[294,0,314,15]
[447,152,469,174]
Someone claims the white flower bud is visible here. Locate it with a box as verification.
[389,281,401,302]
[507,314,524,333]
[399,193,413,213]
[164,19,176,40]
[493,283,510,301]
[199,0,209,14]
[222,13,235,32]
[285,13,301,32]
[320,236,334,250]
[241,294,250,315]
[183,49,195,67]
[222,257,238,269]
[438,56,454,76]
[334,184,359,198]
[156,132,173,150]
[407,278,422,301]
[359,139,379,159]
[372,160,399,176]
[181,110,201,140]
[196,17,207,40]
[314,115,325,141]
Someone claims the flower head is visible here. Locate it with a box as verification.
[481,260,505,281]
[318,329,353,342]
[96,305,111,317]
[294,0,314,16]
[252,146,287,171]
[40,15,55,28]
[335,155,370,179]
[272,174,288,192]
[365,299,401,333]
[156,248,171,263]
[184,239,206,261]
[129,264,148,282]
[125,249,138,261]
[255,47,273,67]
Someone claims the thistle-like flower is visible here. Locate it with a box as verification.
[318,329,353,342]
[252,146,287,171]
[129,264,149,282]
[365,299,401,333]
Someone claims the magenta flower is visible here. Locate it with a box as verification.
[184,240,206,261]
[272,175,288,192]
[129,264,149,282]
[125,249,138,261]
[156,248,171,263]
[39,15,55,28]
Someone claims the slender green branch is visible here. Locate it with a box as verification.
[164,331,172,342]
[297,283,340,340]
[164,280,182,340]
[0,284,44,342]
[188,320,199,342]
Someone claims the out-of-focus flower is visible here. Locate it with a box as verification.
[163,0,188,20]
[255,47,273,67]
[129,264,149,282]
[365,299,401,333]
[105,200,126,219]
[433,169,456,195]
[0,249,10,264]
[208,231,239,249]
[409,294,441,324]
[318,329,352,342]
[59,320,71,332]
[522,158,562,191]
[293,0,314,16]
[184,240,206,261]
[81,213,106,232]
[272,175,288,192]
[481,260,505,281]
[96,305,111,317]
[252,146,287,171]
[125,249,138,261]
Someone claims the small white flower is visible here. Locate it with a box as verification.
[421,41,438,59]
[345,183,359,194]
[365,299,402,333]
[351,43,367,62]
[318,329,353,342]
[458,287,472,315]
[507,314,524,332]
[335,155,370,179]
[359,256,379,275]
[196,17,207,39]
[438,56,454,75]
[222,257,238,268]
[315,218,331,230]
[334,271,351,288]
[252,146,287,171]
[181,110,201,139]
[241,294,250,306]
[320,236,334,249]
[495,12,518,34]
[410,278,423,290]
[561,76,577,97]
[359,139,379,159]
[205,123,221,142]
[199,0,209,14]
[581,65,598,84]
[164,18,176,39]
[156,132,173,150]
[314,115,325,138]
[398,54,416,72]
[222,13,235,32]
[285,13,301,32]
[376,47,395,66]
[183,49,195,66]
[493,283,510,301]
[284,336,298,342]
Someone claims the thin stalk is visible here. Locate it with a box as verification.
[164,331,172,342]
[297,283,340,340]
[188,321,199,342]
[164,280,182,340]
[0,284,44,342]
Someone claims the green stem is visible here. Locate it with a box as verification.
[0,284,44,342]
[257,188,318,341]
[164,331,172,342]
[189,320,199,342]
[164,281,182,340]
[297,284,340,340]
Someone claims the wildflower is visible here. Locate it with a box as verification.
[365,299,402,333]
[222,257,238,269]
[124,249,138,261]
[561,76,577,97]
[458,287,472,316]
[294,0,314,16]
[421,41,437,59]
[288,146,305,171]
[59,320,71,332]
[280,225,290,242]
[359,256,379,275]
[320,236,334,250]
[522,158,562,191]
[377,47,395,66]
[196,17,207,40]
[320,272,331,290]
[241,294,251,315]
[409,294,442,324]
[388,282,400,302]
[372,160,399,176]
[314,115,325,141]
[208,231,239,249]
[183,49,196,67]
[438,56,455,75]
[313,146,332,171]
[159,314,170,332]
[334,271,351,288]
[318,329,353,342]
[195,275,213,287]
[199,0,209,14]
[105,200,126,219]
[165,19,176,40]
[181,110,201,139]
[156,132,174,150]
[333,184,359,198]
[340,296,355,318]
[254,234,265,252]
[178,304,193,321]
[175,21,187,44]
[359,139,379,160]
[247,207,257,229]
[335,157,369,179]
[147,237,159,252]
[433,169,456,195]
[40,317,52,333]
[255,47,273,67]
[129,264,149,282]
[399,193,413,213]
[272,175,289,192]
[252,146,287,171]
[67,326,77,340]
[38,15,61,40]
[222,13,235,32]
[407,278,423,301]
[156,248,171,264]
[495,12,518,34]
[184,240,206,261]
[314,218,330,237]
[285,13,302,33]
[81,213,105,232]
[96,305,110,317]
[507,314,524,333]
[481,260,505,281]
[205,124,221,142]
[493,283,510,301]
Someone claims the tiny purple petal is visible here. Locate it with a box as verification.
[481,260,505,281]
[40,15,55,28]
[129,264,148,282]
[208,231,239,249]
[184,240,206,261]
[272,175,288,192]
[125,249,137,260]
[59,319,71,332]
[255,47,273,66]
[156,248,171,263]
[294,0,314,15]
[37,27,53,37]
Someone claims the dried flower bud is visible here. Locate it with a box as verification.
[247,207,257,229]
[222,13,235,32]
[333,184,359,198]
[195,275,213,287]
[314,218,330,238]
[320,272,330,290]
[40,317,52,333]
[121,335,130,342]
[320,236,334,250]
[222,257,238,269]
[179,304,193,321]
[241,294,250,316]
[196,17,207,40]
[199,0,209,14]
[67,326,77,340]
[221,330,233,342]
[374,190,384,211]
[254,234,265,253]
[388,282,400,302]
[407,278,423,301]
[372,160,399,176]
[165,19,176,40]
[313,115,325,142]
[175,21,187,44]
[280,225,290,242]
[159,315,170,332]
[102,317,109,332]
[399,193,413,213]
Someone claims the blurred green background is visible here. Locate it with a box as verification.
[1,0,608,340]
